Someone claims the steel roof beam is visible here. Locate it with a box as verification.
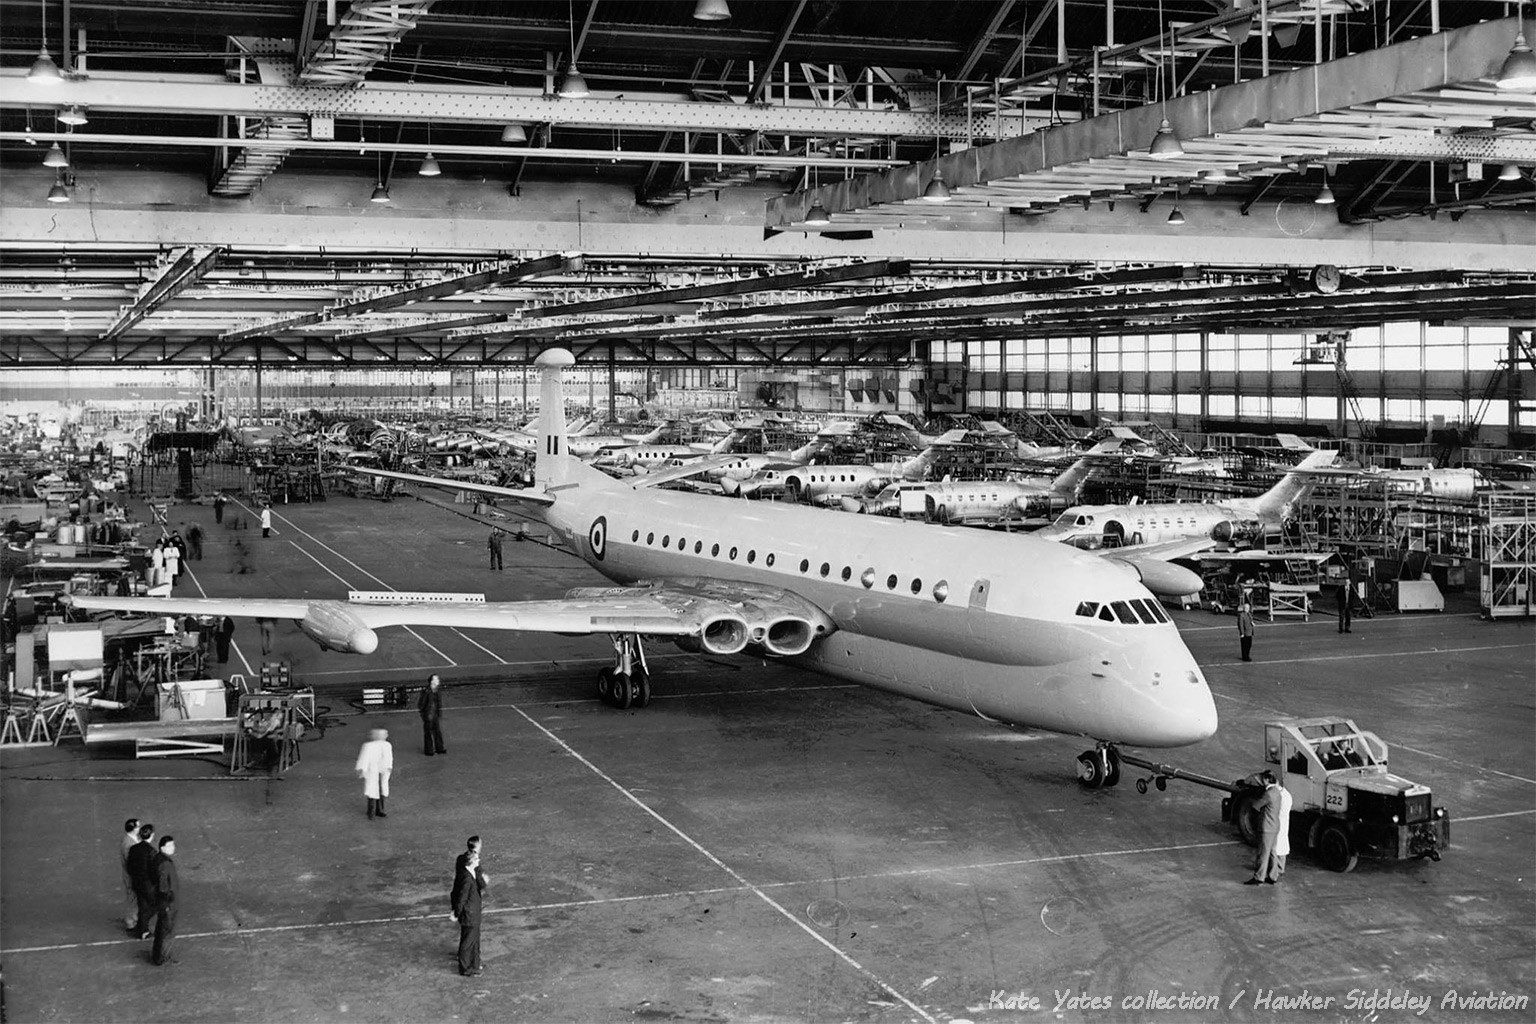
[748,0,809,104]
[768,15,1532,226]
[953,0,1019,83]
[99,246,220,341]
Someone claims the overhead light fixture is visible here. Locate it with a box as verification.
[693,0,731,20]
[1149,119,1185,160]
[1499,162,1523,182]
[1496,32,1536,91]
[804,200,831,227]
[58,105,88,126]
[46,172,69,203]
[1221,17,1252,47]
[1314,177,1336,205]
[29,0,63,84]
[501,123,528,143]
[370,181,391,203]
[1167,204,1185,226]
[418,153,441,176]
[43,141,68,168]
[922,167,951,202]
[1200,167,1243,184]
[559,64,590,98]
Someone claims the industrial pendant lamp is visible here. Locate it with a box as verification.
[58,105,88,126]
[1167,204,1185,225]
[46,171,69,203]
[43,141,68,168]
[501,123,528,143]
[693,0,731,21]
[559,0,590,98]
[1314,175,1336,205]
[1499,162,1523,182]
[1496,32,1536,91]
[804,200,831,227]
[1148,6,1185,160]
[28,0,63,84]
[922,104,951,202]
[418,123,440,176]
[370,147,390,202]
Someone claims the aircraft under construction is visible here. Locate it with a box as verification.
[74,349,1218,788]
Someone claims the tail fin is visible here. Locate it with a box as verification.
[1049,458,1096,501]
[1253,449,1337,520]
[535,349,578,489]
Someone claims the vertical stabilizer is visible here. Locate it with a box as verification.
[1050,457,1096,502]
[535,348,578,488]
[1252,449,1337,521]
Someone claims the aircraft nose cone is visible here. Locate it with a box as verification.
[839,496,863,513]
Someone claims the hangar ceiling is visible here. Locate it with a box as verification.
[1,0,1533,368]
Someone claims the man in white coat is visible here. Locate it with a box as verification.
[1274,780,1295,881]
[355,727,394,820]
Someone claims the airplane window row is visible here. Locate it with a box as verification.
[629,528,949,602]
[1074,598,1170,625]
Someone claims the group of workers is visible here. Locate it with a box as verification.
[119,818,180,966]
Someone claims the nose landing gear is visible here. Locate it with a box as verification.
[1076,744,1122,789]
[596,633,652,709]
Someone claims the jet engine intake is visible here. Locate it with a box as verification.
[700,615,750,655]
[762,617,815,657]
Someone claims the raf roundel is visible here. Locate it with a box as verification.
[588,516,607,560]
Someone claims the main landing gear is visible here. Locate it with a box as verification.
[596,633,651,710]
[1076,744,1122,789]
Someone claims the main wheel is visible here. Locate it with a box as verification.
[1076,751,1107,789]
[1234,793,1262,846]
[1318,824,1358,873]
[613,673,634,710]
[633,670,651,708]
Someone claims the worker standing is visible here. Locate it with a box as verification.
[213,493,227,525]
[355,728,394,820]
[260,505,273,538]
[1335,580,1352,633]
[1237,597,1255,662]
[487,528,503,570]
[418,674,447,756]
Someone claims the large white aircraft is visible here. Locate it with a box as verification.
[916,458,1100,525]
[72,349,1216,787]
[1035,449,1338,550]
[721,435,966,502]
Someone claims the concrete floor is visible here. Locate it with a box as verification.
[2,491,1533,1023]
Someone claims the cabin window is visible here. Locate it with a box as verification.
[746,550,756,564]
[1099,606,1115,622]
[886,574,898,590]
[646,532,655,545]
[861,568,876,589]
[729,546,738,561]
[711,543,720,557]
[1111,601,1137,624]
[766,553,775,567]
[694,541,703,554]
[841,566,852,582]
[631,530,640,542]
[678,537,687,551]
[910,578,922,594]
[933,580,949,603]
[820,562,830,577]
[662,535,670,547]
[1076,601,1099,618]
[799,558,809,573]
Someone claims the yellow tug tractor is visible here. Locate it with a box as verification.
[1121,716,1450,872]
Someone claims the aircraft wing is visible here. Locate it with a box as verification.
[69,579,836,658]
[350,467,556,506]
[629,454,737,489]
[71,596,312,618]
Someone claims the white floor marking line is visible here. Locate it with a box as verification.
[1209,689,1536,786]
[273,508,506,664]
[1178,612,1488,633]
[1457,809,1536,822]
[300,652,705,677]
[354,683,863,715]
[1202,641,1531,668]
[286,540,458,667]
[0,838,1260,957]
[505,702,937,1024]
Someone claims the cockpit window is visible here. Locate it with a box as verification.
[1098,605,1115,622]
[1145,600,1170,624]
[1111,601,1138,624]
[1076,601,1099,618]
[1129,600,1159,624]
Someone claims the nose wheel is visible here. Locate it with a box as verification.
[596,633,652,710]
[1076,745,1122,789]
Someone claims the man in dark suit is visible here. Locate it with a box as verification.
[125,823,158,939]
[418,675,446,756]
[1244,773,1284,885]
[450,836,489,976]
[151,836,180,965]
